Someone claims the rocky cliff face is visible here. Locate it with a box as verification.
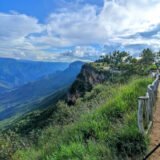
[67,63,111,105]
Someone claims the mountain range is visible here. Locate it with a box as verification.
[0,57,69,93]
[0,59,84,125]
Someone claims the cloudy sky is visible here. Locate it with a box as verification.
[0,0,160,62]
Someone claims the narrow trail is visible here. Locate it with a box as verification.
[149,86,160,159]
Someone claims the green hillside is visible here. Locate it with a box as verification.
[1,77,152,160]
[0,88,67,130]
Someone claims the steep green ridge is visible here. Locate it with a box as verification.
[67,63,111,104]
[67,49,156,105]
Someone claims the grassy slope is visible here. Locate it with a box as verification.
[0,88,67,130]
[12,77,152,160]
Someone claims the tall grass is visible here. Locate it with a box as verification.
[12,77,152,160]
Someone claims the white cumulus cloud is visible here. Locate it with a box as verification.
[0,0,160,61]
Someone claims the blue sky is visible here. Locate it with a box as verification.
[0,0,160,62]
[0,0,103,22]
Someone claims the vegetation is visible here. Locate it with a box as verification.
[0,48,158,160]
[98,48,156,76]
[0,77,152,160]
[68,48,157,105]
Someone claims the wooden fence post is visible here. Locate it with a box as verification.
[138,75,159,134]
[138,97,145,134]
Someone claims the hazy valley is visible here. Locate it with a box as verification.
[0,59,83,128]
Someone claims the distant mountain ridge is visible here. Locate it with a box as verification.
[0,61,84,122]
[0,57,69,93]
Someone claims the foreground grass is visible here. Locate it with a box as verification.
[12,77,152,160]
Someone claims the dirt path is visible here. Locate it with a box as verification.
[149,86,160,159]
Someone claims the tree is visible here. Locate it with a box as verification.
[140,48,155,65]
[155,51,160,69]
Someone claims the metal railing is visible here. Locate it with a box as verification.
[138,75,159,135]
